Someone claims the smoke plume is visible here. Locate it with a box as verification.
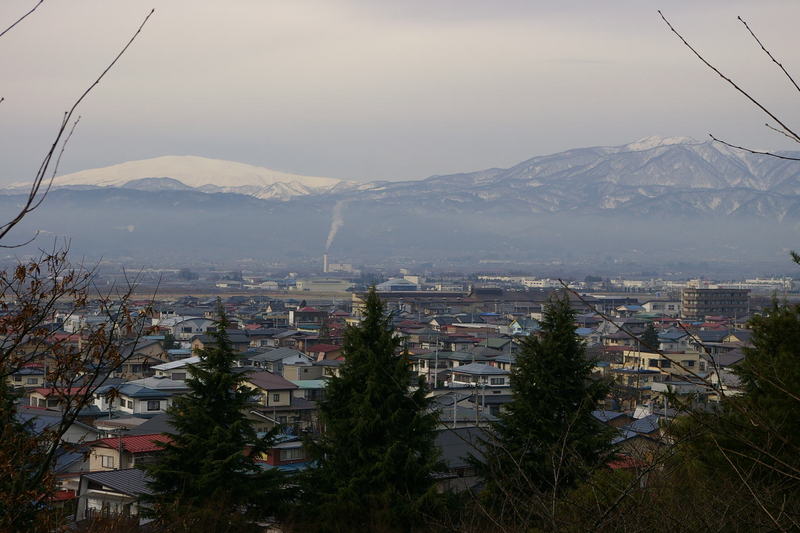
[325,200,346,251]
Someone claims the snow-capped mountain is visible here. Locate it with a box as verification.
[11,155,354,200]
[2,136,797,267]
[5,137,799,214]
[340,136,800,217]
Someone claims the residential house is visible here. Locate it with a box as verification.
[314,359,343,379]
[508,317,539,336]
[75,468,153,522]
[243,371,318,431]
[448,362,510,388]
[155,316,215,341]
[16,404,101,444]
[93,382,177,417]
[151,356,201,381]
[191,330,251,353]
[28,386,88,410]
[304,343,344,361]
[274,330,315,350]
[433,427,486,492]
[410,351,491,385]
[641,300,681,317]
[429,391,497,429]
[238,347,313,375]
[259,434,310,469]
[591,410,635,428]
[288,307,328,328]
[87,433,170,471]
[243,371,298,409]
[113,339,168,380]
[290,379,327,402]
[723,330,753,347]
[608,368,665,405]
[622,349,708,376]
[282,358,324,381]
[7,363,45,389]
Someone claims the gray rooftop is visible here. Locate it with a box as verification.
[82,468,153,496]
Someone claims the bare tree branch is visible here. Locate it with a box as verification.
[658,10,800,144]
[764,123,800,143]
[738,16,800,95]
[710,434,787,533]
[557,279,721,395]
[0,8,155,246]
[709,134,800,161]
[0,0,44,40]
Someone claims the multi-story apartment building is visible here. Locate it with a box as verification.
[681,288,749,320]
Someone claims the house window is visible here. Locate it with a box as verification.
[13,375,22,382]
[171,372,186,381]
[272,393,281,403]
[26,377,38,384]
[699,362,706,372]
[684,360,695,367]
[100,455,114,468]
[661,360,671,369]
[146,400,160,411]
[648,359,659,368]
[182,327,192,333]
[281,447,304,461]
[489,378,504,385]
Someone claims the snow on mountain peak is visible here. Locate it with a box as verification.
[623,135,700,152]
[8,155,355,200]
[44,155,345,190]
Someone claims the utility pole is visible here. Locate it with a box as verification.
[474,384,479,427]
[114,427,129,470]
[434,339,439,390]
[453,391,457,428]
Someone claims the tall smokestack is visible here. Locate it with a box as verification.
[323,253,329,273]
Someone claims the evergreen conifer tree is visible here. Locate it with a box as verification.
[0,382,60,532]
[668,301,800,530]
[476,293,611,519]
[143,304,283,531]
[299,287,442,532]
[640,322,659,351]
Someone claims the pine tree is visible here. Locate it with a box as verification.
[298,287,442,532]
[666,301,800,530]
[0,382,60,532]
[476,293,611,519]
[640,322,659,351]
[143,304,283,532]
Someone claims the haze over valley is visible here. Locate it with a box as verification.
[3,136,798,276]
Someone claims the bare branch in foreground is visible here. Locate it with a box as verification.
[708,134,800,161]
[0,0,45,40]
[0,8,155,246]
[738,16,800,95]
[658,10,800,144]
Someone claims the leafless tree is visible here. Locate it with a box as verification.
[0,4,157,531]
[659,10,800,161]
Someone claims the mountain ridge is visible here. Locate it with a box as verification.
[7,155,353,201]
[3,136,800,218]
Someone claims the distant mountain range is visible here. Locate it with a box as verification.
[7,155,352,201]
[5,136,799,218]
[1,137,798,270]
[335,135,800,219]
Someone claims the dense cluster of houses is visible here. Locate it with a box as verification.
[6,285,757,524]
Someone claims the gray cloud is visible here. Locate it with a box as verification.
[0,0,798,184]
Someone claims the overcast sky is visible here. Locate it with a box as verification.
[0,0,799,184]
